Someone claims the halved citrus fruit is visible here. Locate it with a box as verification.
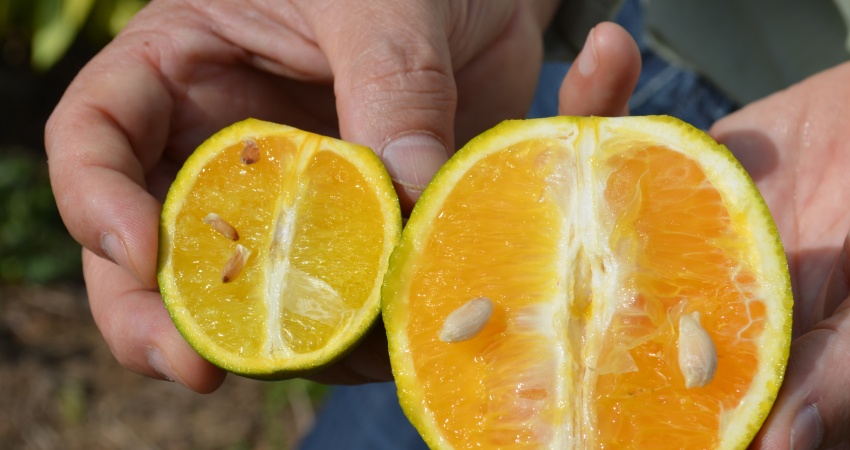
[382,116,792,449]
[158,118,401,379]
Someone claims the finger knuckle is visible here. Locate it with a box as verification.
[345,37,455,97]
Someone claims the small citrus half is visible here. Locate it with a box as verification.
[158,118,401,379]
[383,116,792,449]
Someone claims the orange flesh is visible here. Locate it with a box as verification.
[595,145,761,448]
[170,136,385,358]
[404,139,764,447]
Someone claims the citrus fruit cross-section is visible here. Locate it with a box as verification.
[382,116,793,449]
[158,118,401,379]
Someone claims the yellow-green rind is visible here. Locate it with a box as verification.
[159,118,402,379]
[382,115,792,449]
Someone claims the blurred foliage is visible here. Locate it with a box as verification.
[0,0,149,284]
[0,149,83,283]
[0,0,148,71]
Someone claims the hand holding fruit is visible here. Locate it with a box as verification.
[45,0,850,444]
[708,62,850,450]
[567,24,850,450]
[45,0,560,390]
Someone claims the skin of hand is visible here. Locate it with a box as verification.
[562,23,850,450]
[710,63,850,450]
[45,0,561,391]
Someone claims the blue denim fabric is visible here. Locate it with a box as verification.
[527,0,737,127]
[298,381,429,450]
[299,1,737,448]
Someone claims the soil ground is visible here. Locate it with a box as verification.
[0,283,324,450]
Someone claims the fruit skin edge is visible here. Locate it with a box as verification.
[381,115,793,449]
[157,118,402,380]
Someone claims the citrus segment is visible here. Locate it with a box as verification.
[159,119,401,378]
[383,116,792,449]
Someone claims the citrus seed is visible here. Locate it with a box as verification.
[438,297,494,343]
[241,139,260,164]
[203,213,239,240]
[222,244,251,283]
[677,311,718,389]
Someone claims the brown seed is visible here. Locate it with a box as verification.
[438,297,494,343]
[203,213,239,240]
[222,244,251,283]
[677,311,718,388]
[241,139,260,164]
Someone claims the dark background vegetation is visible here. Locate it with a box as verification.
[1,1,323,448]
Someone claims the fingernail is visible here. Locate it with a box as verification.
[577,27,598,76]
[380,132,448,192]
[147,347,178,383]
[100,232,130,269]
[791,405,823,450]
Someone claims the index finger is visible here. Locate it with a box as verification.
[45,34,174,288]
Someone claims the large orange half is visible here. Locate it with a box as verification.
[382,116,792,449]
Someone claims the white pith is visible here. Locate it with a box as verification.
[264,197,299,358]
[257,136,358,361]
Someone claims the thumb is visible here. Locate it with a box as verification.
[301,0,455,211]
[559,22,640,117]
[752,303,850,449]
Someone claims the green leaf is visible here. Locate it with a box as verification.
[108,0,146,36]
[31,0,96,71]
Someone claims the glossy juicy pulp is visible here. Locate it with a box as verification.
[401,140,570,448]
[166,132,387,372]
[594,144,764,448]
[391,121,784,448]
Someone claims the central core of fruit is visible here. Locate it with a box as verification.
[265,199,301,357]
[404,137,767,448]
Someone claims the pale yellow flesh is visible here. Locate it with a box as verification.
[159,119,401,376]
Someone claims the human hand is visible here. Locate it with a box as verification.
[45,0,561,391]
[709,63,850,450]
